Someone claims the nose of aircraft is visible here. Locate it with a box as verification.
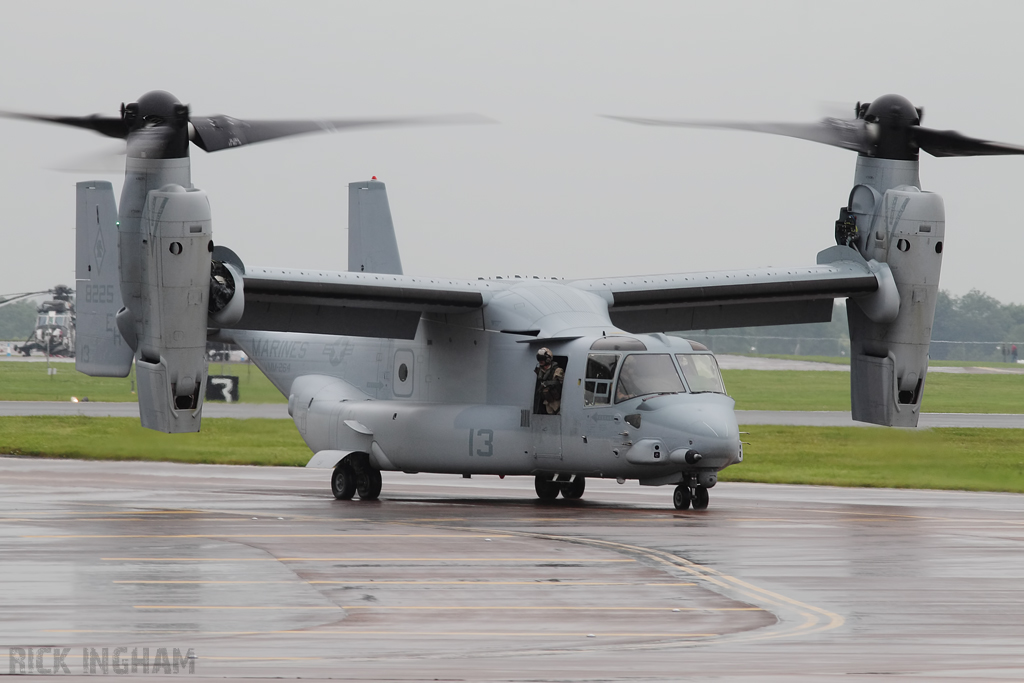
[641,396,741,468]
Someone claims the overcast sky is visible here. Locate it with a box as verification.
[2,1,1023,304]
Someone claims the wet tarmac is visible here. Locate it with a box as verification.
[1,456,1022,681]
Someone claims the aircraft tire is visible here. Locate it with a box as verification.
[692,485,710,510]
[357,469,383,501]
[561,476,585,500]
[672,485,691,510]
[331,463,357,500]
[535,476,560,500]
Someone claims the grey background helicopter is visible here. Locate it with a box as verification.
[8,89,1024,510]
[0,285,76,357]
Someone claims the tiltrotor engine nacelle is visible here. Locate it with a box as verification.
[126,184,213,433]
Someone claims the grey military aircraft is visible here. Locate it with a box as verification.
[5,92,1023,510]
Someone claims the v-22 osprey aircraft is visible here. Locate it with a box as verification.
[8,91,1024,509]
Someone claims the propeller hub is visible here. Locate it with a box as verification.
[123,91,190,159]
[860,94,921,161]
[862,94,920,127]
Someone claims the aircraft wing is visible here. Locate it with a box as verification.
[569,246,882,332]
[225,268,490,339]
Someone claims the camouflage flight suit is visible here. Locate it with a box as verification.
[535,361,565,415]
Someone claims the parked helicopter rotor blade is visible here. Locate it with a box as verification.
[190,113,493,152]
[605,114,872,154]
[913,127,1024,157]
[0,291,51,307]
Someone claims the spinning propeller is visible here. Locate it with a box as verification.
[608,94,1024,160]
[2,90,488,160]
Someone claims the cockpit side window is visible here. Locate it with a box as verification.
[676,354,727,394]
[614,354,685,403]
[584,353,620,406]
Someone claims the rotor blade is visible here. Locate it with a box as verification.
[125,124,185,160]
[48,140,127,174]
[914,126,1024,157]
[0,111,127,139]
[190,113,493,152]
[0,291,49,308]
[604,115,872,154]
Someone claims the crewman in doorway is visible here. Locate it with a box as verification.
[534,347,564,415]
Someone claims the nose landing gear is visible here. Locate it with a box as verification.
[673,484,710,510]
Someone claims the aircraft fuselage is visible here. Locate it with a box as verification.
[231,305,742,491]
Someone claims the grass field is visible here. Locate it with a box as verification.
[0,362,287,403]
[724,425,1024,493]
[722,370,1024,413]
[731,353,1024,369]
[2,417,1024,493]
[0,416,308,466]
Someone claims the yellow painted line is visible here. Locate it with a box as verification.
[133,605,757,611]
[0,518,268,523]
[645,583,698,586]
[728,518,805,522]
[113,579,698,586]
[103,557,634,562]
[400,518,466,522]
[427,524,845,644]
[45,629,719,637]
[0,508,207,516]
[115,580,297,584]
[114,579,696,586]
[0,518,219,523]
[24,533,509,539]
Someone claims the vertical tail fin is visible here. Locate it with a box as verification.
[75,181,134,377]
[348,179,403,275]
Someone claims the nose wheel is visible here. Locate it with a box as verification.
[673,484,710,510]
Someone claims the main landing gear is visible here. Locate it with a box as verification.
[331,456,382,501]
[535,475,585,501]
[673,484,710,511]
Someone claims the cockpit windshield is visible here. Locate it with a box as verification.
[614,354,685,403]
[676,354,727,394]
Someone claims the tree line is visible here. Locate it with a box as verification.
[683,290,1024,362]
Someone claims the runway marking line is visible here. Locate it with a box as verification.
[23,533,510,539]
[101,557,635,562]
[0,517,261,522]
[132,605,761,611]
[740,506,1024,528]
[114,580,698,586]
[427,525,845,645]
[44,629,720,638]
